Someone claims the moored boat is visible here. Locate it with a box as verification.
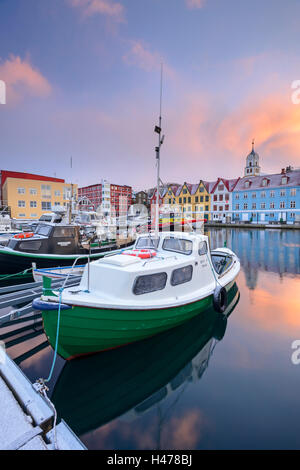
[0,221,134,276]
[33,230,240,359]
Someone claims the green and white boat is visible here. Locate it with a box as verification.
[33,230,240,360]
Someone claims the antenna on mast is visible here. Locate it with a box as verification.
[154,63,165,237]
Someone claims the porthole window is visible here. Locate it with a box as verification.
[133,272,167,295]
[171,265,193,286]
[198,241,208,255]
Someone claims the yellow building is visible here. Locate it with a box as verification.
[164,181,211,220]
[1,170,77,219]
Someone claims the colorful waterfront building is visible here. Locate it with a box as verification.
[163,181,211,220]
[232,167,300,223]
[78,181,132,216]
[210,177,240,222]
[0,170,77,219]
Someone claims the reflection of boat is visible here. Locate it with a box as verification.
[51,283,239,436]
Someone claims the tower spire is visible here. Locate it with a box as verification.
[252,138,255,151]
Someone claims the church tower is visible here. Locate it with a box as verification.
[244,140,261,177]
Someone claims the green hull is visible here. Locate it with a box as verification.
[42,295,214,360]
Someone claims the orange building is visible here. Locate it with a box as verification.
[0,170,77,219]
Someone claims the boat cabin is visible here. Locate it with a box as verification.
[7,223,81,254]
[75,232,236,309]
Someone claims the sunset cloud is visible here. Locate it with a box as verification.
[67,0,125,22]
[185,0,206,9]
[0,55,51,105]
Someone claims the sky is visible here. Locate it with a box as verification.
[1,0,300,191]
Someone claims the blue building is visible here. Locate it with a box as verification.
[232,145,300,224]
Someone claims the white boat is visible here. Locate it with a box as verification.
[32,264,85,283]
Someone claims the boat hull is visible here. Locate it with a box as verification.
[42,294,215,360]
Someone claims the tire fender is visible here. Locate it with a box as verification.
[213,285,228,313]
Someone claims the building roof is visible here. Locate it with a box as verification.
[210,177,240,193]
[234,169,300,191]
[0,170,65,186]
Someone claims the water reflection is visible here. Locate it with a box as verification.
[51,283,239,448]
[206,229,300,289]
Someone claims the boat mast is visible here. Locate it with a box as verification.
[154,64,164,237]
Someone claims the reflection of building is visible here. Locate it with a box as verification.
[0,170,77,219]
[207,227,300,286]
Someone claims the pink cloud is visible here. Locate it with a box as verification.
[185,0,206,9]
[67,0,125,22]
[0,55,51,105]
[122,40,175,80]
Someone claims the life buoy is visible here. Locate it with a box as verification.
[122,249,157,260]
[14,232,34,239]
[212,285,228,313]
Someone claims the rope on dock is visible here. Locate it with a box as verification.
[0,267,32,281]
[32,287,64,450]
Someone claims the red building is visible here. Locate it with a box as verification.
[78,182,132,215]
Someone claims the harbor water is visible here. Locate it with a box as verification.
[1,227,300,450]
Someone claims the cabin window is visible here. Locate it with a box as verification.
[171,265,193,286]
[133,272,167,295]
[135,237,159,249]
[198,241,208,255]
[19,241,42,251]
[162,237,193,255]
[53,227,75,238]
[35,224,52,236]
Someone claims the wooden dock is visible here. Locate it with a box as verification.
[0,351,86,450]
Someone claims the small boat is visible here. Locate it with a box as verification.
[33,229,240,360]
[0,221,134,276]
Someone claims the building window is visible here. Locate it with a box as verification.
[243,203,248,210]
[41,201,51,210]
[281,176,288,184]
[280,190,286,197]
[225,204,229,210]
[18,188,25,194]
[280,201,285,209]
[235,194,239,199]
[243,193,248,199]
[213,205,217,211]
[252,203,256,209]
[30,201,37,208]
[179,198,182,204]
[54,190,61,197]
[63,186,71,200]
[205,196,209,202]
[261,191,266,198]
[290,188,297,196]
[270,191,275,197]
[269,213,275,218]
[260,203,266,209]
[219,206,223,211]
[235,204,239,210]
[18,213,26,217]
[291,213,295,218]
[219,194,223,201]
[41,184,51,199]
[245,181,250,188]
[290,201,296,208]
[218,184,224,191]
[195,196,199,203]
[252,192,256,198]
[18,200,25,207]
[31,213,37,218]
[188,197,191,203]
[183,197,186,204]
[262,179,267,186]
[270,202,275,209]
[200,196,204,203]
[30,188,37,195]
